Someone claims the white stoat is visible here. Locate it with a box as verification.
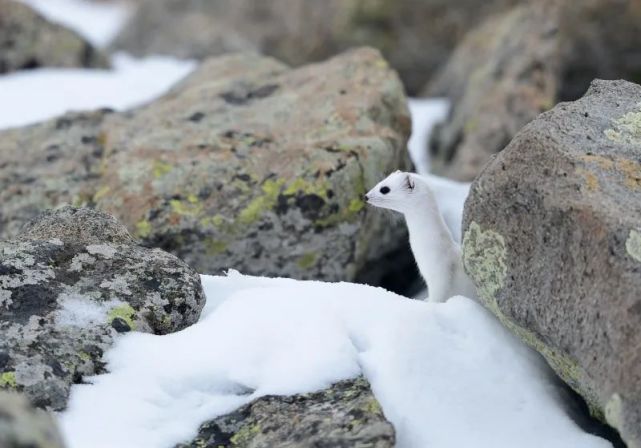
[364,171,477,303]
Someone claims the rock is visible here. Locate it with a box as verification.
[0,207,206,410]
[111,0,522,95]
[177,377,394,448]
[0,48,414,288]
[427,0,641,181]
[462,79,641,447]
[426,1,564,181]
[0,0,108,73]
[0,391,66,448]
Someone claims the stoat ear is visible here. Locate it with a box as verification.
[405,175,415,191]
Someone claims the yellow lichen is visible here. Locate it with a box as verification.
[93,185,111,202]
[205,239,227,255]
[107,304,136,330]
[604,110,641,144]
[135,219,152,238]
[229,423,261,445]
[170,199,203,217]
[152,161,173,178]
[238,179,285,225]
[0,372,17,388]
[297,252,317,269]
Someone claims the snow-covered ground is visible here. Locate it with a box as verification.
[61,272,610,448]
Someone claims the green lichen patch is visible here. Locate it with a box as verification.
[283,178,330,201]
[204,238,227,255]
[107,304,137,330]
[152,160,173,178]
[170,198,203,217]
[297,252,317,269]
[462,222,507,303]
[605,393,624,429]
[238,179,285,225]
[626,229,641,262]
[604,109,641,144]
[0,371,17,388]
[229,422,261,445]
[135,219,152,238]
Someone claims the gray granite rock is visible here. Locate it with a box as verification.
[462,79,641,447]
[0,0,108,73]
[0,207,206,410]
[0,48,414,288]
[427,0,641,182]
[176,377,394,448]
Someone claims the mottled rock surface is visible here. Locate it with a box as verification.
[111,0,522,94]
[0,0,108,73]
[0,207,206,410]
[177,377,394,448]
[462,80,641,447]
[427,1,563,181]
[0,392,66,448]
[0,48,413,287]
[427,0,641,181]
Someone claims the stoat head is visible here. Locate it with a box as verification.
[364,171,429,214]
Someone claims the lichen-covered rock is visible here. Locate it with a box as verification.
[427,0,641,182]
[0,0,108,73]
[0,392,66,448]
[462,79,641,447]
[111,0,522,95]
[426,1,564,181]
[177,377,394,448]
[0,207,206,410]
[0,48,413,287]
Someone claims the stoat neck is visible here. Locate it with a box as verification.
[404,204,460,303]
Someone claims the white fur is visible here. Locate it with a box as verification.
[365,171,477,303]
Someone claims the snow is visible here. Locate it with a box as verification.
[407,98,450,176]
[55,295,123,328]
[0,54,195,130]
[19,0,132,48]
[60,271,611,448]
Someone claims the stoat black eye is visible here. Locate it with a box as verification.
[380,186,390,195]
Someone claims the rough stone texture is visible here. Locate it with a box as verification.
[177,377,394,448]
[462,79,641,447]
[0,207,206,410]
[426,1,564,181]
[0,48,413,287]
[427,0,641,182]
[0,0,108,73]
[111,0,523,95]
[0,392,66,448]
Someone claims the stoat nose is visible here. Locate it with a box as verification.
[363,194,369,202]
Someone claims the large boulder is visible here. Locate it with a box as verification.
[0,207,206,410]
[0,48,413,288]
[0,392,66,448]
[0,0,108,73]
[427,0,641,181]
[462,79,641,447]
[426,1,563,181]
[177,377,395,448]
[111,0,522,95]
